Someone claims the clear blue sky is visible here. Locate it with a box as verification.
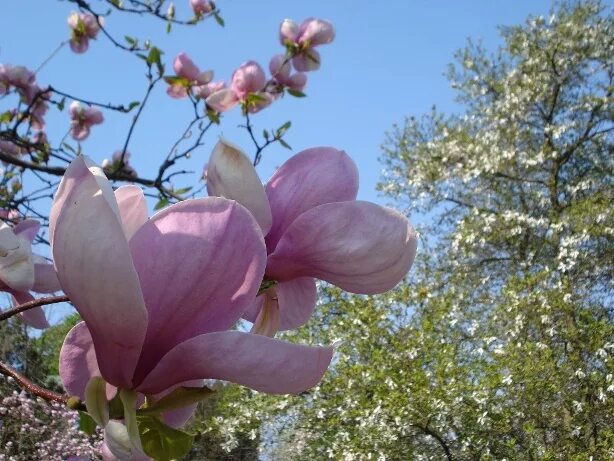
[1,1,559,323]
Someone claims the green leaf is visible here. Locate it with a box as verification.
[146,46,164,74]
[124,35,138,46]
[78,411,97,436]
[139,386,213,416]
[154,198,170,211]
[213,12,225,27]
[127,101,140,111]
[276,120,292,138]
[166,22,172,34]
[173,187,193,196]
[206,108,220,124]
[287,89,306,98]
[138,415,194,461]
[278,139,292,150]
[263,129,270,140]
[57,97,66,111]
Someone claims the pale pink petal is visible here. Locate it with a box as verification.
[166,84,188,99]
[50,156,147,388]
[0,222,34,292]
[206,139,272,234]
[114,186,148,241]
[173,53,200,81]
[69,37,89,54]
[287,73,307,92]
[205,89,239,112]
[266,201,418,294]
[60,322,104,399]
[128,198,266,384]
[70,123,90,141]
[265,147,358,251]
[32,259,62,293]
[12,219,40,243]
[279,19,299,44]
[12,291,49,329]
[231,61,266,99]
[292,49,321,72]
[137,331,333,395]
[298,18,335,46]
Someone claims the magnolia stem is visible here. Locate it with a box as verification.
[0,295,70,322]
[0,360,69,404]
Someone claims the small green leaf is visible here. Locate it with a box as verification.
[206,108,220,124]
[287,89,306,98]
[127,101,140,111]
[154,198,170,211]
[57,97,66,111]
[137,415,194,461]
[78,411,97,436]
[174,187,193,196]
[278,139,292,150]
[263,129,270,140]
[124,35,138,46]
[166,22,172,34]
[213,12,225,27]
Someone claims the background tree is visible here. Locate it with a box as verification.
[211,2,614,459]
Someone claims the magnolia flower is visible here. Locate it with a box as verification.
[68,12,101,54]
[102,151,138,178]
[69,101,104,140]
[166,53,213,99]
[190,0,213,16]
[52,157,333,457]
[269,54,307,93]
[206,61,272,113]
[280,18,335,72]
[206,139,417,335]
[0,219,62,329]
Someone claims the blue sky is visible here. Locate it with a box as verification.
[1,1,558,323]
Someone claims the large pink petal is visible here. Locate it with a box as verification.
[129,198,267,384]
[206,139,272,234]
[265,147,358,251]
[60,322,103,399]
[32,260,62,293]
[243,278,317,331]
[50,157,147,388]
[266,201,418,294]
[12,291,49,329]
[137,331,333,395]
[13,219,40,243]
[115,186,148,241]
[205,89,239,112]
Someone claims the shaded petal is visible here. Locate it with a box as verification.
[59,322,103,399]
[32,259,62,293]
[267,201,418,294]
[129,198,266,385]
[12,291,49,329]
[292,49,321,72]
[137,331,333,395]
[13,219,40,243]
[206,139,272,234]
[115,186,148,241]
[206,89,239,112]
[244,278,317,331]
[51,156,147,388]
[265,147,358,251]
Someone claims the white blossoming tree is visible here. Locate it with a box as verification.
[204,2,614,459]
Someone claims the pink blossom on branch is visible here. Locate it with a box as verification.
[0,219,62,329]
[166,53,214,99]
[206,61,272,113]
[102,150,138,178]
[190,0,214,16]
[68,12,101,54]
[280,18,335,72]
[269,54,307,93]
[206,139,418,336]
[69,101,104,141]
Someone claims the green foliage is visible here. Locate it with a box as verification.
[138,415,194,461]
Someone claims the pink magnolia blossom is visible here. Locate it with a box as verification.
[269,54,307,93]
[280,18,335,72]
[166,53,213,99]
[69,101,104,141]
[190,0,213,16]
[102,150,138,178]
[206,61,272,113]
[68,12,101,54]
[0,219,62,329]
[206,139,418,335]
[0,140,23,157]
[51,157,333,456]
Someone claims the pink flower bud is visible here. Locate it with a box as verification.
[68,12,101,54]
[173,53,200,81]
[231,61,266,100]
[298,18,335,46]
[190,0,213,15]
[69,101,104,141]
[279,19,299,45]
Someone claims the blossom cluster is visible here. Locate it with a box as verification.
[0,386,102,460]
